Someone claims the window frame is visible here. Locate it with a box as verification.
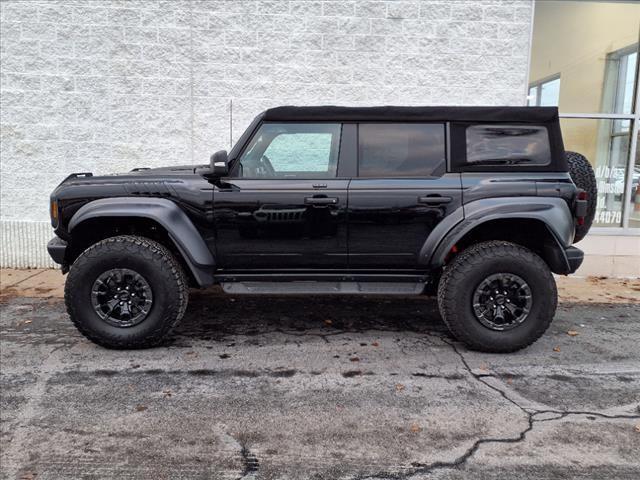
[528,74,561,107]
[602,44,638,115]
[355,122,448,179]
[465,124,552,168]
[450,122,558,172]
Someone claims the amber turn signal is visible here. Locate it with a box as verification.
[50,199,59,226]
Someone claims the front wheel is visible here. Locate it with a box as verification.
[65,235,189,349]
[437,241,557,353]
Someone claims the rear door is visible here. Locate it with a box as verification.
[348,123,462,268]
[213,122,349,269]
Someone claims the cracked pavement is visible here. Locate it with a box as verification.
[1,272,639,479]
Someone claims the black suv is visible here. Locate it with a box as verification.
[47,106,596,352]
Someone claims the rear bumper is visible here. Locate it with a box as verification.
[565,246,584,274]
[543,241,584,275]
[47,236,67,264]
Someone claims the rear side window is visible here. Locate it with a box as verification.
[358,123,446,177]
[466,124,551,166]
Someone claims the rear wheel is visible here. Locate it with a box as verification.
[437,241,557,353]
[65,235,188,349]
[566,151,597,243]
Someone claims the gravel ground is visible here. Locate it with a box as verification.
[1,272,639,479]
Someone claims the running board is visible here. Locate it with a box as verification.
[220,281,426,295]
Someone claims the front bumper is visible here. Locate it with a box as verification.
[47,236,67,265]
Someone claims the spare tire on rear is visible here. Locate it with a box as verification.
[566,151,597,243]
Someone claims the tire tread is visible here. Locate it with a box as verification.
[65,235,188,349]
[437,240,557,353]
[566,151,597,243]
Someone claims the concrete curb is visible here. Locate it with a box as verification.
[0,268,638,303]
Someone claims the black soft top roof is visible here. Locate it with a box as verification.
[262,105,559,124]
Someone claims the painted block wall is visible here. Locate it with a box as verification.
[2,0,534,268]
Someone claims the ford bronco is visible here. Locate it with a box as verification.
[47,106,596,352]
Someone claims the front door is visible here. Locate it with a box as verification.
[348,123,462,268]
[213,122,349,270]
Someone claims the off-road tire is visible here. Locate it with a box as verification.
[65,235,188,349]
[437,241,557,353]
[566,151,597,243]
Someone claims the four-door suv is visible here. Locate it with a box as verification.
[47,106,596,353]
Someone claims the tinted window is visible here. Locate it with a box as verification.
[466,125,551,166]
[358,124,446,177]
[238,123,341,178]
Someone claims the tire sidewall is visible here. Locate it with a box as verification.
[440,243,557,351]
[67,240,182,345]
[566,151,597,242]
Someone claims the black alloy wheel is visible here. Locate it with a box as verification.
[91,268,153,328]
[471,273,532,331]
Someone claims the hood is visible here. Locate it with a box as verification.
[56,164,209,187]
[127,164,207,175]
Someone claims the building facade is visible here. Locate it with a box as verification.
[0,0,638,275]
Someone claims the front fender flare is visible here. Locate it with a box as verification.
[425,197,575,270]
[68,197,215,286]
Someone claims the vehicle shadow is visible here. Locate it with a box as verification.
[173,287,448,342]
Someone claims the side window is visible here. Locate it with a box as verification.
[358,123,446,177]
[466,125,551,166]
[238,123,341,178]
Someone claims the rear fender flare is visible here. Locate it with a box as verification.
[68,197,215,286]
[424,197,575,270]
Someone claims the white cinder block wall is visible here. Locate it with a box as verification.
[3,0,534,268]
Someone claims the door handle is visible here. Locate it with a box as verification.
[305,196,339,205]
[418,195,452,205]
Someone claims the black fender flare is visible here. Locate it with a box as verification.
[68,197,215,286]
[423,197,576,273]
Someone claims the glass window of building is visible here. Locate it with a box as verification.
[527,76,561,107]
[529,0,640,230]
[630,133,640,228]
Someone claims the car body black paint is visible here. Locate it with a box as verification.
[213,178,349,269]
[48,106,586,286]
[348,175,463,268]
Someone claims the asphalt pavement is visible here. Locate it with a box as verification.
[1,272,639,479]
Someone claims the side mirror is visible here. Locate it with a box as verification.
[210,150,229,177]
